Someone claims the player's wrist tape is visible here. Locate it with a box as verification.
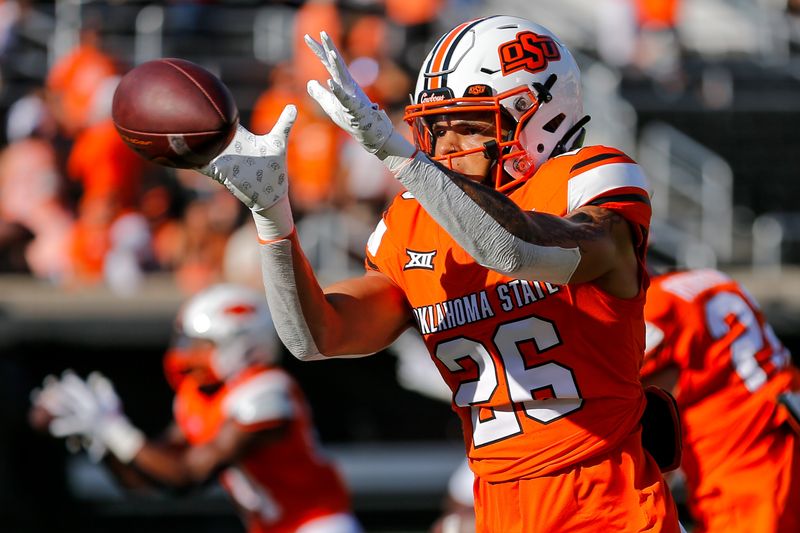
[375,128,416,161]
[384,151,580,284]
[101,416,145,463]
[253,196,295,242]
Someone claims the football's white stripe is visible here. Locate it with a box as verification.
[567,162,651,213]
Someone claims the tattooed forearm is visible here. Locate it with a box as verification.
[438,160,617,249]
[437,162,533,234]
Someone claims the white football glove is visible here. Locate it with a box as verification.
[30,376,87,456]
[199,105,298,241]
[305,31,415,161]
[34,371,144,463]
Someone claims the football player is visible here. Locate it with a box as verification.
[31,284,362,533]
[642,268,800,532]
[196,15,680,532]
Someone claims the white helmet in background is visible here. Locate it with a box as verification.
[404,15,588,192]
[164,284,278,389]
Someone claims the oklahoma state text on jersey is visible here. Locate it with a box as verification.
[366,146,653,482]
[174,366,351,533]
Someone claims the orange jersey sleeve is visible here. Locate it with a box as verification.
[515,145,652,264]
[517,145,651,227]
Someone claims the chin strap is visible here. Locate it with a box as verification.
[550,114,591,159]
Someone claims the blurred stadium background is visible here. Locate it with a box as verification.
[1,0,799,531]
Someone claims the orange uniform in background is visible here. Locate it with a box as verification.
[67,119,144,207]
[635,0,681,30]
[385,0,445,26]
[643,269,800,533]
[174,365,352,533]
[366,146,679,531]
[66,119,146,282]
[293,0,342,87]
[46,39,118,136]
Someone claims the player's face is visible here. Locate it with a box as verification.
[163,338,222,392]
[431,113,497,183]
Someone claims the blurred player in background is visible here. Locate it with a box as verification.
[642,267,800,532]
[31,283,362,533]
[197,15,681,532]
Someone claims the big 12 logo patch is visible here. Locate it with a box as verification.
[498,31,561,75]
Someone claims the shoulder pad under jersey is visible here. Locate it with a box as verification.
[552,146,650,213]
[223,371,294,427]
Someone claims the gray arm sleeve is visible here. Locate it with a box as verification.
[258,240,375,361]
[384,152,580,284]
[258,241,324,361]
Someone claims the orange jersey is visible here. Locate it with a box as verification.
[642,269,800,530]
[366,146,653,482]
[67,119,145,208]
[474,430,679,531]
[173,366,351,533]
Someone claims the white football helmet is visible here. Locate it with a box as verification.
[404,15,588,192]
[164,284,278,389]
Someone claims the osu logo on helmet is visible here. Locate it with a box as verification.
[465,84,492,97]
[498,31,561,76]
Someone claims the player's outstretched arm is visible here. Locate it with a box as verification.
[199,105,412,359]
[33,371,145,464]
[259,231,413,358]
[31,371,289,489]
[304,32,637,296]
[125,421,288,489]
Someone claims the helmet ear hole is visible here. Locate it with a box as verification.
[542,113,565,133]
[537,144,545,153]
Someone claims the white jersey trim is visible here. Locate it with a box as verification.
[644,321,666,357]
[367,219,388,257]
[567,162,650,213]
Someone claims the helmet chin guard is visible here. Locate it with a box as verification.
[404,16,587,192]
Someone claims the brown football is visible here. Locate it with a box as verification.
[111,58,239,168]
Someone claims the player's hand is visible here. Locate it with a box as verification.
[200,105,298,241]
[30,375,91,455]
[31,374,71,420]
[305,31,414,160]
[34,371,144,463]
[200,105,297,213]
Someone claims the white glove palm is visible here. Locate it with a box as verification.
[305,31,414,160]
[200,105,298,240]
[33,371,144,463]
